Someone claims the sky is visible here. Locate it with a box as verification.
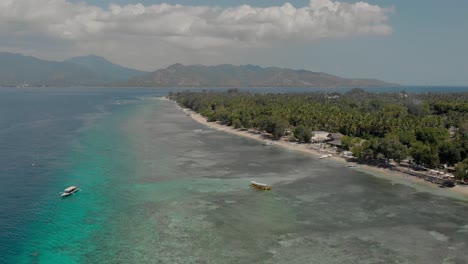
[1,0,467,85]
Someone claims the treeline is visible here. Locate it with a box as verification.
[170,89,468,179]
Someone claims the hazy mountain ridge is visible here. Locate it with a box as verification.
[0,52,397,87]
[123,63,398,87]
[0,52,104,86]
[65,55,148,82]
[0,53,147,86]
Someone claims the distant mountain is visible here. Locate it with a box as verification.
[0,52,103,86]
[0,53,397,87]
[65,55,148,82]
[123,64,398,88]
[0,52,147,86]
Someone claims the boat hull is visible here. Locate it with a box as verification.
[61,189,78,197]
[250,183,272,191]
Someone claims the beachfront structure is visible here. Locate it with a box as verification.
[327,139,342,148]
[311,131,330,143]
[311,131,345,149]
[327,132,344,148]
[329,133,344,140]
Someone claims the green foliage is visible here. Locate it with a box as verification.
[438,141,461,165]
[410,141,439,167]
[430,101,468,114]
[398,130,416,146]
[454,158,468,180]
[271,118,290,140]
[358,139,377,161]
[173,90,467,167]
[378,136,408,163]
[214,107,231,125]
[341,136,352,150]
[349,139,365,159]
[415,127,449,145]
[294,125,312,143]
[232,119,242,129]
[459,137,468,161]
[383,104,407,118]
[348,136,407,163]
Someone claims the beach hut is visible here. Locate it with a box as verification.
[327,139,342,148]
[311,131,330,143]
[328,133,344,140]
[326,132,344,149]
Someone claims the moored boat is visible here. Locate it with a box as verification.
[250,181,272,191]
[61,186,79,197]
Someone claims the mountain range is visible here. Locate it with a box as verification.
[0,52,397,87]
[64,55,147,83]
[123,63,397,87]
[0,52,147,86]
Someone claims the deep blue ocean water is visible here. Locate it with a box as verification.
[0,87,167,263]
[1,86,468,264]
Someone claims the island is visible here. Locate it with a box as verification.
[170,88,468,189]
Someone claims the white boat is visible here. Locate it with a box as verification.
[263,141,274,146]
[346,164,360,168]
[61,186,79,197]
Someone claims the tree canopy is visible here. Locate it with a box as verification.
[171,90,467,169]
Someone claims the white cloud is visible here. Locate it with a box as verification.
[0,0,393,69]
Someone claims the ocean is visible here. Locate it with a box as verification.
[1,87,468,263]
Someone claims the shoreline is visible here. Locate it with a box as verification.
[164,97,468,199]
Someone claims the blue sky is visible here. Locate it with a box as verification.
[4,0,468,85]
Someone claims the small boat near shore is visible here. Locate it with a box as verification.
[319,154,332,159]
[61,186,79,197]
[263,141,274,146]
[250,181,272,191]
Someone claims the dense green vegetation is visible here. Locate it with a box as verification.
[171,89,468,179]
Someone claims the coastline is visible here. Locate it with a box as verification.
[164,97,468,198]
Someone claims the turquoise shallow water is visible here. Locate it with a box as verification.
[17,102,137,263]
[2,88,468,263]
[3,94,141,263]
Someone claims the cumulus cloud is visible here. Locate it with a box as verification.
[0,0,393,69]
